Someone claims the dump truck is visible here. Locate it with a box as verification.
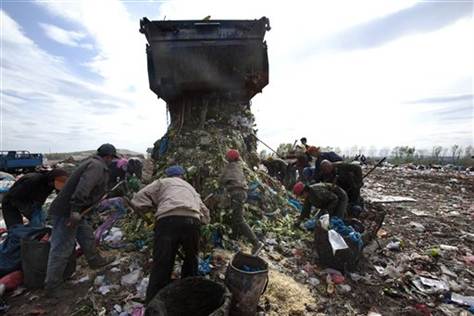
[0,151,43,172]
[139,17,270,104]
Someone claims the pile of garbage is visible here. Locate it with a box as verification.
[148,101,303,249]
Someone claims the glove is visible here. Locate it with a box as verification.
[66,211,82,227]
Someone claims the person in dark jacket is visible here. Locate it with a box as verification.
[306,146,343,181]
[293,181,348,227]
[1,169,68,229]
[44,144,117,297]
[261,157,287,183]
[319,160,364,216]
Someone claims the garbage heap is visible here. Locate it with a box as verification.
[123,17,303,248]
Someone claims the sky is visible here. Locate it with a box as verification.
[0,0,472,154]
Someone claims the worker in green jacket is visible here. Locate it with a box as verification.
[293,181,348,227]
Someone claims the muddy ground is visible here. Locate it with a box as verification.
[2,167,473,316]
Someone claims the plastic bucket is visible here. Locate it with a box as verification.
[20,238,76,289]
[146,277,231,316]
[225,252,268,316]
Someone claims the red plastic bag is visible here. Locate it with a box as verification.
[0,270,23,290]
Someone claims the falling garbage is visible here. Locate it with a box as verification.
[1,12,473,316]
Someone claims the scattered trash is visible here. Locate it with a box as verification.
[136,277,149,299]
[94,275,105,286]
[439,244,458,251]
[74,275,90,284]
[462,255,474,265]
[198,257,212,275]
[369,195,416,203]
[307,277,320,287]
[337,284,351,293]
[412,276,449,294]
[98,285,119,295]
[386,240,401,251]
[449,292,474,307]
[328,230,349,255]
[121,269,142,286]
[408,221,425,232]
[303,218,316,231]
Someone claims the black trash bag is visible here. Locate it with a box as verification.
[146,277,231,316]
[314,223,362,272]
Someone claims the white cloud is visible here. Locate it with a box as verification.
[2,0,472,154]
[1,9,161,153]
[39,22,91,49]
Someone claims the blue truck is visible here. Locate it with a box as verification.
[0,151,43,172]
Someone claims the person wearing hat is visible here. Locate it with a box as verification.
[45,143,118,297]
[293,181,348,228]
[220,149,262,254]
[128,165,210,303]
[1,169,69,229]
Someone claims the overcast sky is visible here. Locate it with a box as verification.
[0,0,472,154]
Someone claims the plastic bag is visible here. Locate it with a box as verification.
[319,214,330,230]
[328,230,348,255]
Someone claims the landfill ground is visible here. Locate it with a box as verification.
[2,166,474,316]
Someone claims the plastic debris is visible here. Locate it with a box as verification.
[413,276,449,294]
[98,285,119,295]
[462,255,474,265]
[104,228,124,243]
[198,257,212,275]
[328,230,349,255]
[319,214,330,230]
[303,218,316,231]
[121,269,142,286]
[337,284,351,293]
[368,195,416,203]
[131,306,145,316]
[386,240,401,251]
[94,275,105,286]
[330,217,363,249]
[450,292,474,307]
[0,271,23,291]
[114,304,122,313]
[136,277,149,299]
[439,245,458,251]
[409,221,425,232]
[288,198,302,211]
[308,277,320,287]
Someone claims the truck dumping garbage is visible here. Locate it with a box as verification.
[3,14,473,316]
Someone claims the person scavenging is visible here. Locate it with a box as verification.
[128,165,210,303]
[44,143,118,298]
[1,169,68,229]
[220,149,263,254]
